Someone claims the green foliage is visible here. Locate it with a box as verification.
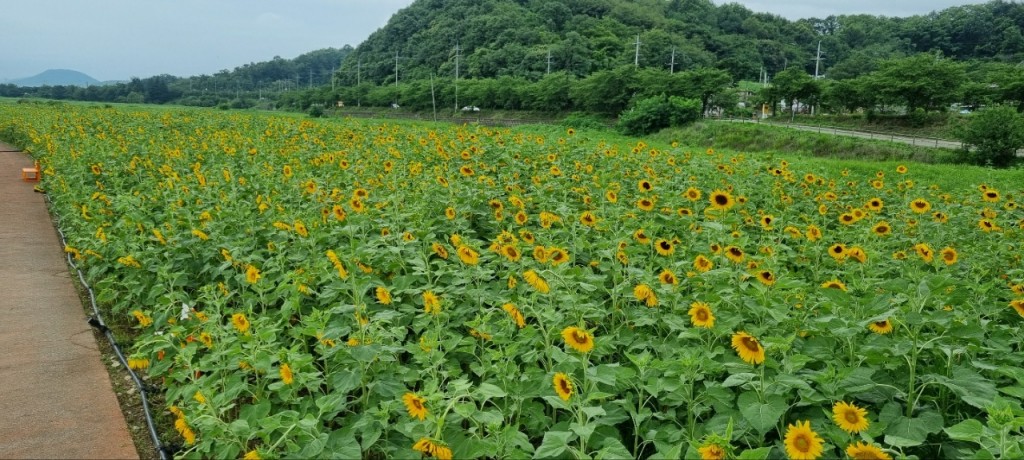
[617,95,700,135]
[956,105,1024,167]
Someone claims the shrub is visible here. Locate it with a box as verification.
[618,95,700,136]
[955,105,1024,167]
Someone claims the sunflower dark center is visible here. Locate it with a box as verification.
[696,309,708,321]
[794,435,810,451]
[660,241,671,250]
[714,194,729,205]
[559,379,571,393]
[844,411,859,424]
[573,331,589,344]
[741,336,759,351]
[412,399,423,410]
[875,321,888,327]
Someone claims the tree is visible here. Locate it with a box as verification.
[872,54,965,112]
[956,105,1024,167]
[770,68,819,118]
[680,67,732,115]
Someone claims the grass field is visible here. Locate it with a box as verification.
[1,99,1023,460]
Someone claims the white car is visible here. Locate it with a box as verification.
[461,106,480,112]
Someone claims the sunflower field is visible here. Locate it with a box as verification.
[2,101,1024,460]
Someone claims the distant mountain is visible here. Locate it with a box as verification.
[11,69,100,87]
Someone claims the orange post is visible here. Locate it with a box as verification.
[21,161,40,182]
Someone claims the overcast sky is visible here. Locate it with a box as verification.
[0,0,988,83]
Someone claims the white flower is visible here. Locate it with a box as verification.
[180,303,191,320]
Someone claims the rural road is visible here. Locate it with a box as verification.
[716,118,965,150]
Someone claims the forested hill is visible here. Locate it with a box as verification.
[338,0,1024,84]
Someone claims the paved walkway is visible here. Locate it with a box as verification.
[0,143,137,459]
[717,118,964,150]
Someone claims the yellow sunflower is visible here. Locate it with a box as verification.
[940,247,958,265]
[688,302,715,329]
[869,319,894,335]
[820,279,847,291]
[756,270,776,286]
[654,239,675,256]
[833,401,870,433]
[403,392,428,421]
[579,211,598,227]
[457,246,480,265]
[561,326,595,353]
[697,442,727,460]
[909,198,931,214]
[279,363,294,385]
[637,197,655,211]
[805,225,822,241]
[553,372,573,401]
[731,331,765,365]
[423,291,441,315]
[684,187,702,201]
[845,442,892,460]
[694,254,714,273]
[708,189,735,211]
[783,420,824,460]
[724,246,744,263]
[523,269,550,294]
[1010,299,1024,317]
[633,283,658,307]
[828,243,847,262]
[658,269,679,285]
[375,286,392,305]
[871,221,891,236]
[501,303,526,328]
[982,189,1000,202]
[231,313,250,333]
[914,243,934,263]
[633,228,652,245]
[245,265,261,284]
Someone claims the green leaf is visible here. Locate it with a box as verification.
[476,382,507,399]
[738,392,788,435]
[570,422,595,441]
[723,373,757,387]
[534,431,573,459]
[884,411,943,447]
[736,446,774,460]
[595,437,633,459]
[325,429,361,460]
[944,419,984,443]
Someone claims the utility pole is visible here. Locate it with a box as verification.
[547,48,552,74]
[395,50,400,89]
[813,40,824,78]
[668,46,676,74]
[454,42,460,112]
[633,34,641,68]
[309,69,313,88]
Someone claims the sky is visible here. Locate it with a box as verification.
[0,0,989,83]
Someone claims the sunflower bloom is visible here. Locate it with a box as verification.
[697,442,727,460]
[457,246,480,265]
[245,265,261,284]
[940,247,958,265]
[756,270,776,286]
[654,239,675,256]
[553,372,573,401]
[243,450,261,460]
[376,286,392,305]
[658,269,679,285]
[501,303,526,328]
[845,442,892,460]
[821,279,847,291]
[869,319,894,335]
[833,401,870,433]
[694,254,714,273]
[523,269,550,294]
[914,243,934,263]
[633,284,658,307]
[231,313,250,333]
[1009,299,1024,317]
[689,302,715,328]
[423,291,441,315]
[709,189,735,211]
[132,310,153,327]
[402,392,428,421]
[909,198,931,214]
[562,326,594,353]
[279,363,293,385]
[731,331,765,365]
[784,420,824,460]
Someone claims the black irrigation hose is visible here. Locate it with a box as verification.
[44,193,171,460]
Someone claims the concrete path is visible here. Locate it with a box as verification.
[0,143,138,459]
[717,118,965,150]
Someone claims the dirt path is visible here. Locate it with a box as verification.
[0,143,138,459]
